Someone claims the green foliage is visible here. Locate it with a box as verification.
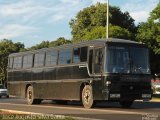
[49,37,71,47]
[149,4,160,21]
[27,37,71,50]
[136,4,160,54]
[69,3,136,42]
[109,25,133,39]
[80,25,133,41]
[136,4,160,74]
[0,39,24,82]
[81,26,105,41]
[29,41,50,50]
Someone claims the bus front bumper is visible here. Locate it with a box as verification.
[108,93,152,101]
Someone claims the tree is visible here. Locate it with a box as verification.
[69,3,136,42]
[27,37,71,50]
[49,37,71,47]
[80,25,133,41]
[137,4,160,54]
[29,41,50,50]
[136,4,160,74]
[0,39,24,83]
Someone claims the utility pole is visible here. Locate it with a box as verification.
[106,0,109,40]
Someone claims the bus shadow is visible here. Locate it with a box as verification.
[42,100,160,110]
[95,101,160,110]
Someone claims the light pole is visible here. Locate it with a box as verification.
[106,0,109,40]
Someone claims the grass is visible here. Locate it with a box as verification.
[152,94,160,101]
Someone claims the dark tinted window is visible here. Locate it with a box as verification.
[73,47,88,63]
[45,51,57,66]
[94,48,103,73]
[73,48,80,63]
[23,54,33,68]
[13,56,22,69]
[80,47,88,62]
[34,53,45,67]
[8,57,13,69]
[59,49,72,65]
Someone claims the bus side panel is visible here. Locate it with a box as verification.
[8,70,23,97]
[33,65,91,100]
[71,65,90,79]
[23,69,32,81]
[57,65,90,100]
[32,68,44,81]
[8,82,21,96]
[92,78,105,100]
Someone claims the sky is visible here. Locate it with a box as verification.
[0,0,159,47]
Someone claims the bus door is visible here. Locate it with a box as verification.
[93,47,105,100]
[88,47,94,75]
[94,47,103,74]
[88,47,104,75]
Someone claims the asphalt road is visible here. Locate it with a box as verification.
[0,97,160,120]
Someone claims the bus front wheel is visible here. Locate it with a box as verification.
[26,86,42,105]
[82,85,94,109]
[119,100,133,108]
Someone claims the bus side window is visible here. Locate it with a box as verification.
[80,47,88,62]
[59,49,72,65]
[73,47,88,63]
[94,48,103,74]
[89,49,93,74]
[13,56,22,69]
[45,51,57,66]
[34,53,45,67]
[23,54,33,68]
[73,48,80,63]
[8,57,13,69]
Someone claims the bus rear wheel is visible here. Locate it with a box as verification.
[119,100,133,108]
[26,86,42,105]
[82,85,94,109]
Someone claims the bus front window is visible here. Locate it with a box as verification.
[106,46,130,73]
[105,46,150,74]
[130,47,150,74]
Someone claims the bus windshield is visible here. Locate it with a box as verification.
[106,46,150,74]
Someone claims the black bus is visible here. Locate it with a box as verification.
[7,38,152,108]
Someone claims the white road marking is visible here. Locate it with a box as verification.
[0,109,41,114]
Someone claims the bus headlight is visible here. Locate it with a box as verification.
[142,94,151,98]
[106,81,111,86]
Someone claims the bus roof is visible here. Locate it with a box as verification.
[9,38,144,57]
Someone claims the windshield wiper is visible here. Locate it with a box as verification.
[131,63,143,74]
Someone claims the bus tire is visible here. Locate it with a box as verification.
[82,85,94,109]
[26,86,34,105]
[26,86,42,105]
[119,100,133,108]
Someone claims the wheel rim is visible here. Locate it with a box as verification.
[27,90,32,102]
[83,89,91,104]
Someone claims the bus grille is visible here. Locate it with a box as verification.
[120,85,150,94]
